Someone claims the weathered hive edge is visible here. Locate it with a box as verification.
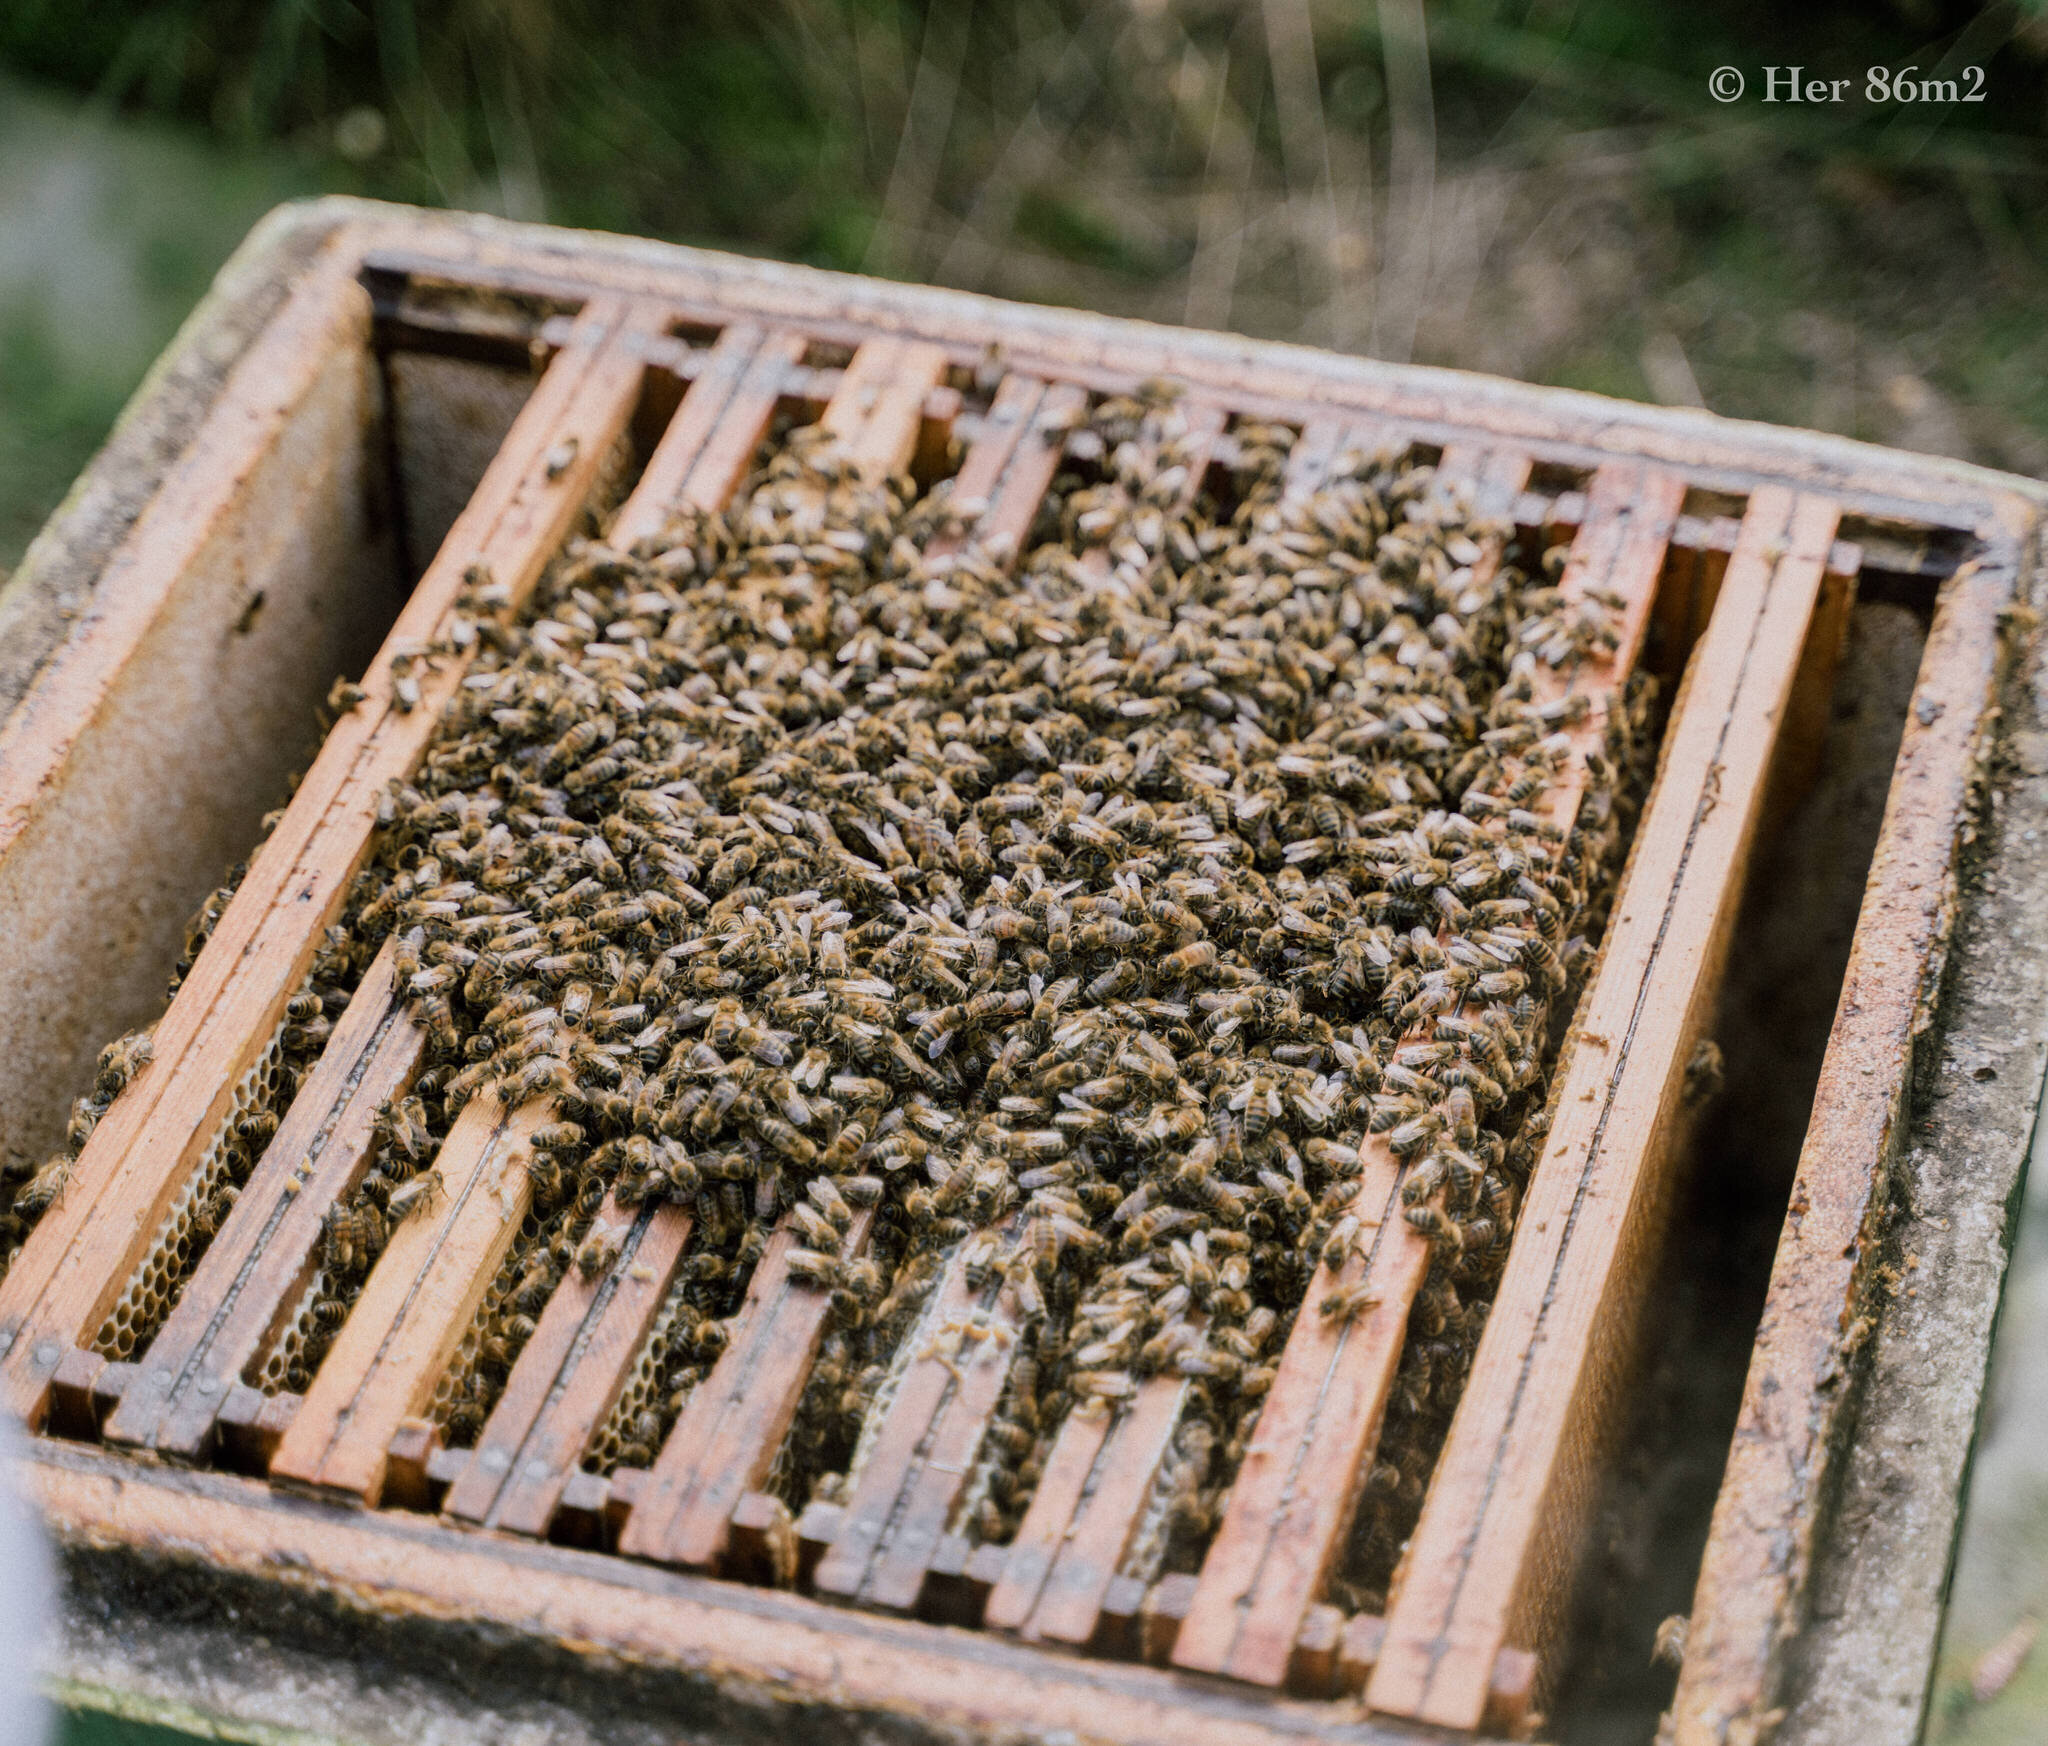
[6,198,2046,1746]
[1669,509,2046,1746]
[28,1441,1460,1746]
[0,202,342,719]
[11,193,2043,713]
[1756,524,2048,1746]
[325,196,2019,517]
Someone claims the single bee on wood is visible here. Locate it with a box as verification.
[94,1030,155,1101]
[386,1173,442,1227]
[13,1153,75,1220]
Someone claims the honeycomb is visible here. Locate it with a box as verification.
[425,1203,552,1447]
[250,1268,326,1395]
[583,1270,694,1477]
[92,1026,288,1362]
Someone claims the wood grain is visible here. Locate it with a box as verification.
[812,1252,983,1604]
[605,335,947,1570]
[616,1210,873,1573]
[110,313,794,1468]
[925,376,1086,564]
[29,1442,1441,1746]
[977,400,1232,1644]
[0,236,367,870]
[0,297,664,1430]
[1368,487,1842,1730]
[803,372,1094,1608]
[103,937,424,1460]
[1169,1151,1425,1685]
[928,373,1040,539]
[609,323,808,548]
[813,1226,1023,1612]
[859,1279,1025,1615]
[445,1194,693,1535]
[980,1403,1110,1633]
[1030,1368,1196,1648]
[1758,544,1861,844]
[1280,415,1355,503]
[1170,452,1699,1688]
[819,337,951,481]
[344,218,2022,531]
[1669,538,2017,1746]
[451,331,935,1540]
[270,1092,550,1503]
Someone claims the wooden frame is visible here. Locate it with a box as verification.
[2,199,2040,1746]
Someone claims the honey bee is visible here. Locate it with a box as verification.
[787,1247,844,1290]
[236,1108,280,1150]
[1145,1105,1205,1154]
[189,1185,241,1243]
[1403,1203,1463,1250]
[575,1224,623,1280]
[512,1259,559,1315]
[1684,1038,1725,1105]
[544,715,614,774]
[94,1029,155,1100]
[1157,940,1218,981]
[787,1202,840,1250]
[1086,962,1141,1002]
[322,1199,385,1274]
[806,1176,854,1230]
[1319,1212,1364,1271]
[326,675,368,717]
[532,1120,585,1155]
[13,1152,73,1219]
[386,1174,442,1226]
[1459,1214,1500,1254]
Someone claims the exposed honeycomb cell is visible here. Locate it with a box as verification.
[584,1271,695,1477]
[91,1028,288,1361]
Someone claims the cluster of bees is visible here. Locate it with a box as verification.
[312,375,1639,1566]
[16,370,1645,1598]
[3,1028,155,1248]
[1335,677,1648,1612]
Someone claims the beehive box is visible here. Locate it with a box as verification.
[5,200,2046,1746]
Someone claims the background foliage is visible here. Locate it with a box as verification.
[3,0,2048,563]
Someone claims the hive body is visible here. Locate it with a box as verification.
[2,200,2040,1746]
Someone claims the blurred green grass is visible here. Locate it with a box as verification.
[59,1710,211,1746]
[3,0,2045,578]
[0,77,311,564]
